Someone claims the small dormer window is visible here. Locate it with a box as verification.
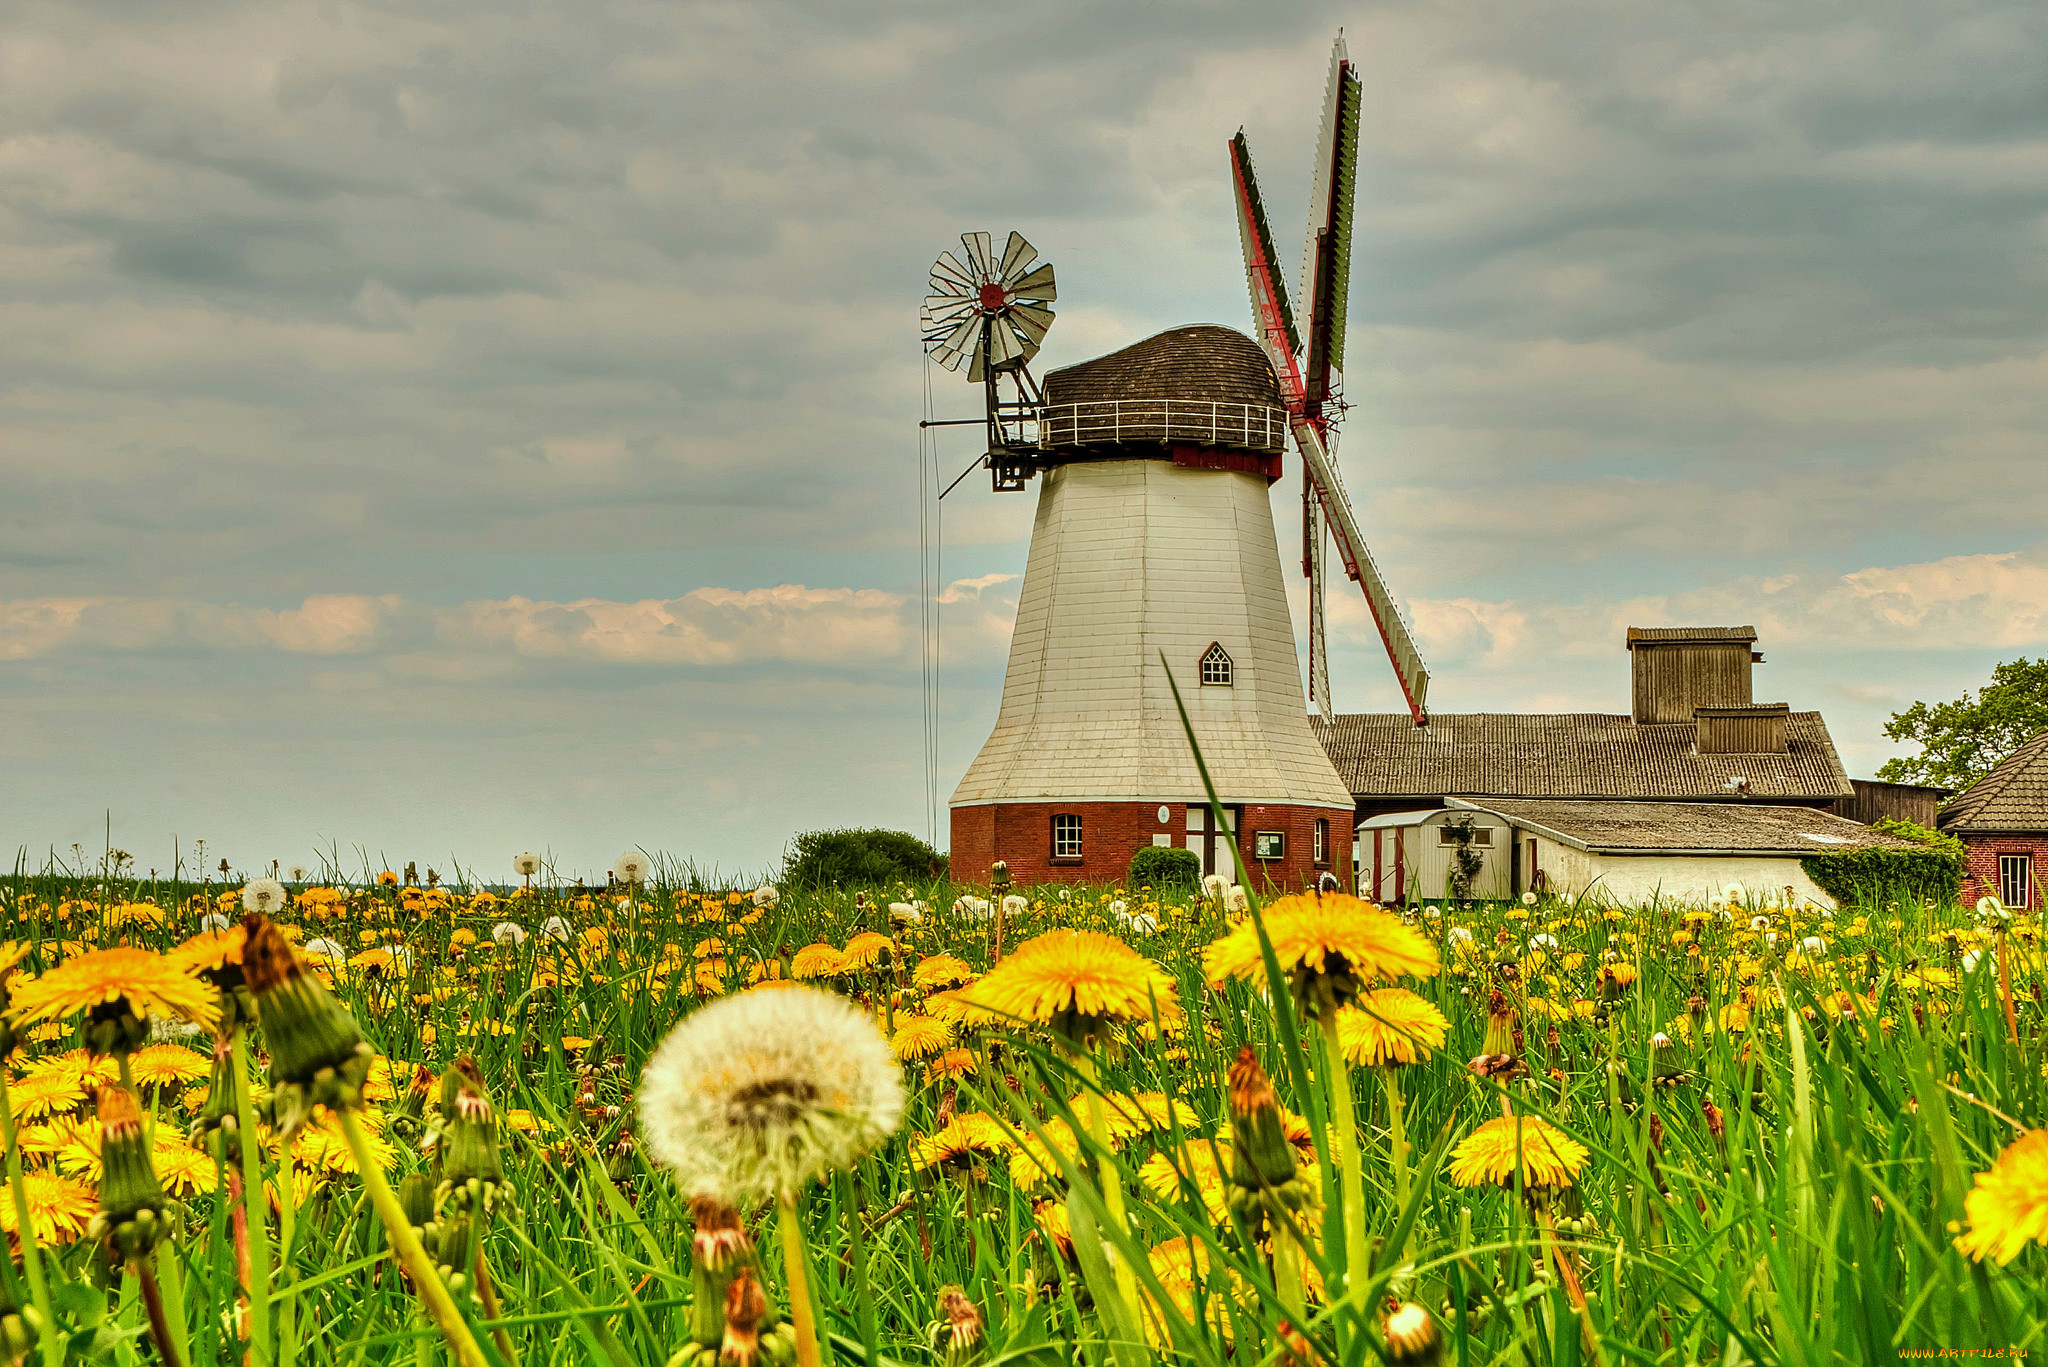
[1200,643,1233,686]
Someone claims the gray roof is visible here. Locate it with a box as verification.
[1626,625,1757,646]
[1314,711,1852,802]
[1936,729,2048,833]
[1446,798,1911,856]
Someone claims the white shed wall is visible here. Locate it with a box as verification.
[1525,833,1836,909]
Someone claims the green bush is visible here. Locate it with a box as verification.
[1802,819,1964,908]
[782,828,942,889]
[1128,845,1201,892]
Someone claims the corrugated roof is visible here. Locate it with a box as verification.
[1936,728,2048,833]
[1314,711,1852,801]
[1044,325,1279,409]
[1626,625,1757,645]
[1448,798,1909,854]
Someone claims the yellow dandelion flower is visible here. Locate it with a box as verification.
[891,1015,954,1062]
[925,1048,978,1082]
[1954,1129,2048,1266]
[3,1069,85,1120]
[1204,893,1437,1011]
[913,955,977,990]
[1138,1142,1232,1221]
[1009,1119,1081,1189]
[911,1113,1013,1173]
[1336,988,1450,1066]
[293,1109,395,1174]
[961,930,1180,1040]
[128,1043,213,1090]
[7,947,219,1035]
[842,933,894,970]
[1448,1114,1590,1190]
[0,1171,96,1244]
[1032,1200,1072,1256]
[167,926,246,978]
[789,944,848,980]
[20,1051,120,1093]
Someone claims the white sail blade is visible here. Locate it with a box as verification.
[1293,419,1428,722]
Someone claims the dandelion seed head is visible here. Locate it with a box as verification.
[242,878,288,916]
[639,985,902,1204]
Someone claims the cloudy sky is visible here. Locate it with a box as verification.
[4,0,2046,881]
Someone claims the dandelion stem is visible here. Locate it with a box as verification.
[474,1247,520,1367]
[1315,1010,1370,1298]
[1535,1204,1605,1367]
[1996,931,2019,1045]
[230,1030,274,1367]
[339,1107,489,1367]
[274,1162,296,1367]
[776,1189,824,1367]
[1381,1064,1409,1244]
[1269,1222,1306,1326]
[135,1259,186,1367]
[1074,1054,1141,1322]
[0,1072,62,1367]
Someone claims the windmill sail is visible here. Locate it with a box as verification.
[1228,35,1430,727]
[1299,38,1362,424]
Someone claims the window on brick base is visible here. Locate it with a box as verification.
[1052,813,1083,861]
[1314,818,1329,866]
[2000,853,2034,908]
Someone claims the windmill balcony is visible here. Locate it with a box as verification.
[1038,399,1290,454]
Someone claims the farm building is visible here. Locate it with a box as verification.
[1317,626,1855,824]
[1936,728,2048,910]
[1361,798,1913,909]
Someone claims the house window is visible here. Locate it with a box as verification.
[1200,643,1233,686]
[1051,814,1083,861]
[1438,825,1493,847]
[2000,853,2034,909]
[1314,818,1329,866]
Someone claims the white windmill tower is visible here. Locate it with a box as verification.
[1227,33,1430,726]
[923,230,1358,888]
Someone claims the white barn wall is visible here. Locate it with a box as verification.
[1526,833,1836,909]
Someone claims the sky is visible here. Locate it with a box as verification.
[4,0,2047,883]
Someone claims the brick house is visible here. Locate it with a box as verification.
[1937,728,2048,911]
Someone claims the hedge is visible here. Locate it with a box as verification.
[783,828,943,889]
[1128,845,1201,892]
[1801,842,1963,908]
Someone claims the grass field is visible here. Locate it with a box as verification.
[0,848,2040,1367]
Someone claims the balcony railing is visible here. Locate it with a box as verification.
[1038,400,1291,454]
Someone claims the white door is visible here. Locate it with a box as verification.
[1185,805,1239,877]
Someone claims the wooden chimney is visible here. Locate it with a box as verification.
[1694,701,1790,754]
[1627,626,1760,724]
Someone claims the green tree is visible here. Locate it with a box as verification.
[1877,657,2048,789]
[781,828,943,889]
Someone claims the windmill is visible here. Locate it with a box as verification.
[921,230,1057,491]
[924,247,1359,885]
[1227,33,1430,726]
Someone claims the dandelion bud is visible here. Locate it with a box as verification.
[89,1087,169,1262]
[722,1264,768,1345]
[935,1286,985,1367]
[1382,1300,1443,1364]
[189,1034,246,1160]
[239,913,374,1138]
[989,861,1011,894]
[1482,990,1518,1057]
[1226,1048,1299,1190]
